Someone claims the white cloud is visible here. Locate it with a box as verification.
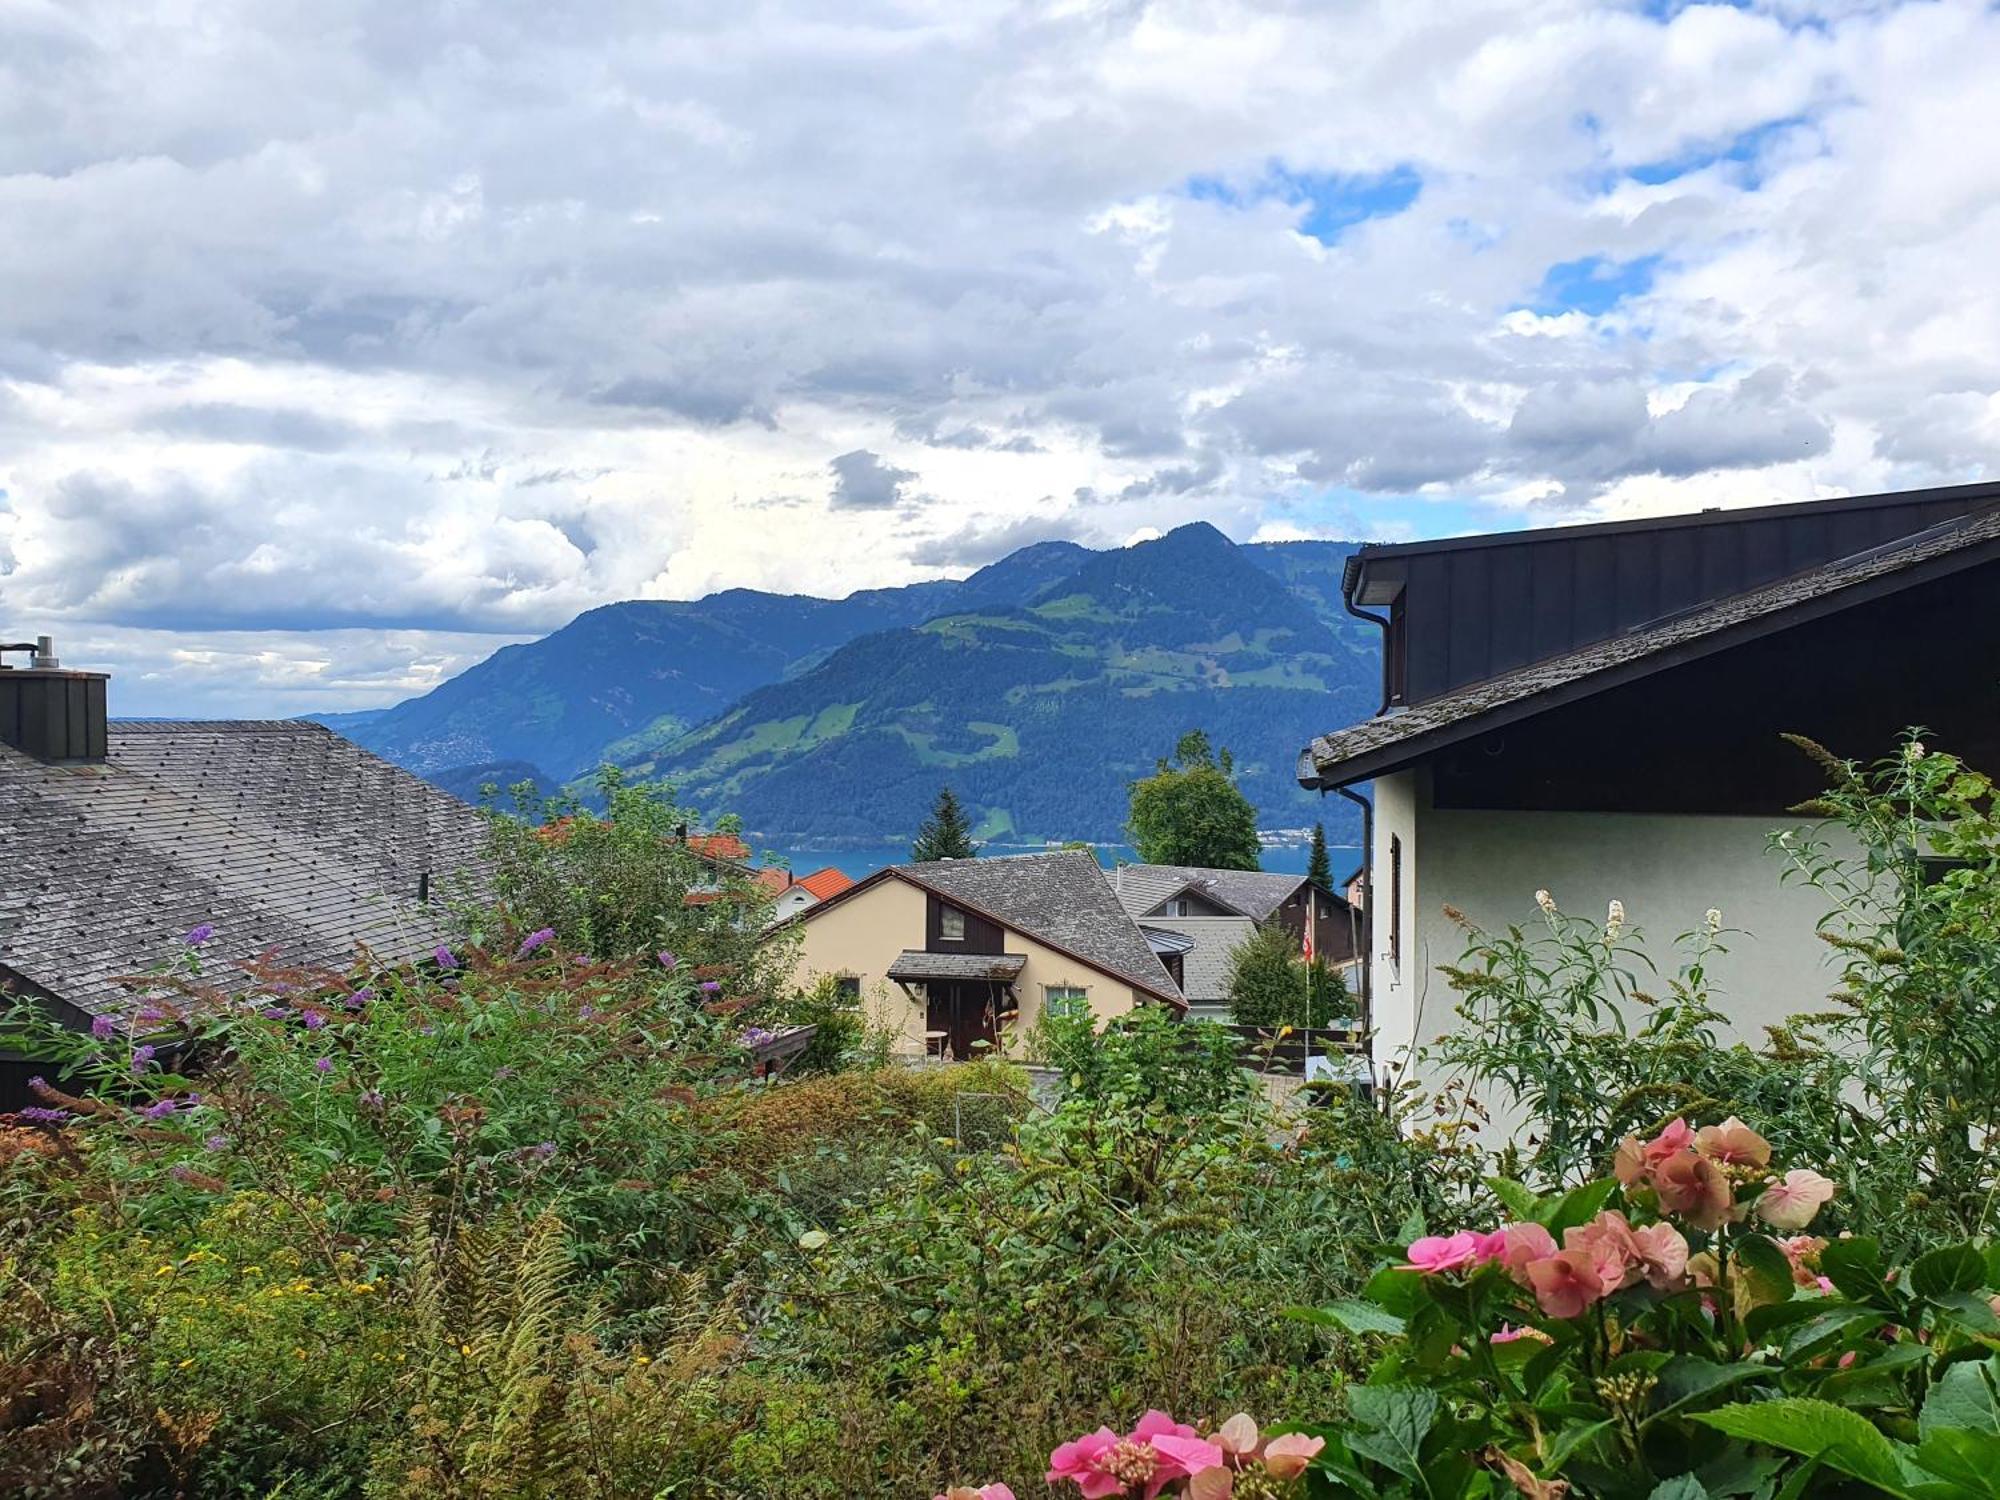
[0,0,1995,709]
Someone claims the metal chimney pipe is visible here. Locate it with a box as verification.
[33,635,59,669]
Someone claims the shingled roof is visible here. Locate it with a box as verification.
[0,721,491,1024]
[1111,862,1310,922]
[897,851,1182,1002]
[1300,505,2000,790]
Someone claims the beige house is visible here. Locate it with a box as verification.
[768,849,1185,1059]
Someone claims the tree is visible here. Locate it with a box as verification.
[1306,821,1332,889]
[1126,729,1260,870]
[1226,923,1350,1029]
[912,785,976,862]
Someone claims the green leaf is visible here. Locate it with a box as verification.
[1542,1178,1619,1236]
[1395,1207,1427,1246]
[1365,1266,1430,1319]
[1646,1356,1771,1426]
[1693,1399,1915,1497]
[1932,1293,2000,1335]
[1779,1306,1888,1363]
[1820,1237,1889,1304]
[1733,1234,1799,1308]
[1911,1429,2000,1498]
[1486,1176,1541,1221]
[1914,1243,1988,1299]
[1346,1386,1440,1482]
[1921,1358,2000,1439]
[1293,1300,1407,1338]
[1648,1477,1710,1500]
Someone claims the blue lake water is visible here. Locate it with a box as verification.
[754,838,1360,883]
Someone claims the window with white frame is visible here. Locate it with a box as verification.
[1043,984,1088,1018]
[938,905,966,941]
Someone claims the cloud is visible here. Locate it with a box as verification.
[0,0,1996,708]
[827,449,919,511]
[908,513,1090,567]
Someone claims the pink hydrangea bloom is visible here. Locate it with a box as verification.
[1047,1428,1123,1498]
[1496,1221,1559,1283]
[1564,1212,1643,1292]
[935,1487,1015,1500]
[1525,1248,1606,1318]
[1406,1230,1484,1273]
[1757,1169,1836,1230]
[1632,1221,1691,1289]
[1262,1432,1326,1481]
[1696,1115,1772,1168]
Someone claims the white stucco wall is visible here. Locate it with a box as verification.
[1369,769,1847,1104]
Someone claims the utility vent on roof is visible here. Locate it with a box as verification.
[0,636,110,763]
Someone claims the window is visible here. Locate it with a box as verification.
[1388,834,1403,972]
[1044,985,1088,1019]
[834,975,861,1002]
[938,905,966,941]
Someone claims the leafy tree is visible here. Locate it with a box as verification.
[1225,923,1347,1028]
[1306,820,1332,889]
[1126,729,1261,870]
[911,785,976,862]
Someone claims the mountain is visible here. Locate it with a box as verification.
[612,524,1378,844]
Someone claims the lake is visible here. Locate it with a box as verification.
[753,838,1360,883]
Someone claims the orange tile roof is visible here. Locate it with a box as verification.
[752,866,792,894]
[795,867,854,901]
[685,832,752,861]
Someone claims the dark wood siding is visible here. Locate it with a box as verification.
[1378,490,1989,707]
[0,673,108,763]
[1427,561,2000,816]
[926,893,1004,954]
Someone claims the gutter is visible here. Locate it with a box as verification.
[1330,576,1393,1075]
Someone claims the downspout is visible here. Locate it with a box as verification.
[1334,587,1394,1088]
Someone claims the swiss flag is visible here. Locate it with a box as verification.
[1301,930,1314,963]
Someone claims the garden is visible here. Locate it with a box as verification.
[7,738,2000,1498]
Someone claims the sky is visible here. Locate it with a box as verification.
[1,0,1997,717]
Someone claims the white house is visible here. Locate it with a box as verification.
[1296,482,2000,1097]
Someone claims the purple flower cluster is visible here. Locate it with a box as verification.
[90,1014,118,1040]
[204,1134,231,1152]
[135,1005,164,1025]
[433,944,459,971]
[516,927,556,959]
[700,980,722,994]
[344,988,372,1010]
[359,1088,385,1110]
[183,922,216,946]
[262,1006,290,1021]
[656,951,677,969]
[303,1010,327,1032]
[140,1097,184,1120]
[130,1044,156,1075]
[19,1106,68,1124]
[313,1056,334,1075]
[741,1027,775,1047]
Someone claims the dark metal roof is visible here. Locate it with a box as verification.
[0,721,492,1021]
[1300,505,2000,790]
[886,950,1029,982]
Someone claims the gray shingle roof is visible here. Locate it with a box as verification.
[897,851,1181,1001]
[1137,915,1257,1005]
[0,721,491,1022]
[886,950,1029,982]
[1300,506,2000,788]
[1112,863,1308,922]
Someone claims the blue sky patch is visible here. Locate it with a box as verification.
[1625,116,1808,189]
[1185,162,1422,245]
[1528,253,1663,316]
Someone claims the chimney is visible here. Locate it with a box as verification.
[0,636,110,763]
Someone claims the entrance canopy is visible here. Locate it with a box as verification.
[886,950,1028,983]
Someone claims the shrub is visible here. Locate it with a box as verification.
[1226,925,1349,1029]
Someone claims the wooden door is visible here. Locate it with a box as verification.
[926,982,997,1059]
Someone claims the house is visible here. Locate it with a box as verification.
[1110,863,1360,1018]
[1295,480,2000,1094]
[0,637,491,1107]
[768,849,1184,1059]
[766,865,856,923]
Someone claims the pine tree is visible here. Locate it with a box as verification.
[1306,821,1332,889]
[911,786,976,862]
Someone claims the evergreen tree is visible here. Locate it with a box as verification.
[1306,821,1332,889]
[911,786,976,862]
[1226,924,1351,1028]
[1126,729,1260,870]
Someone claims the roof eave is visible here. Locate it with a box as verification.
[1298,526,2000,792]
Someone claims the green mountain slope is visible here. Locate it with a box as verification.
[618,524,1377,844]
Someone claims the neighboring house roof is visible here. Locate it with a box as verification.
[685,832,752,861]
[886,950,1029,982]
[751,866,793,894]
[1300,505,2000,790]
[1138,915,1259,1005]
[778,850,1183,1005]
[794,866,854,901]
[1112,863,1310,923]
[0,721,491,1023]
